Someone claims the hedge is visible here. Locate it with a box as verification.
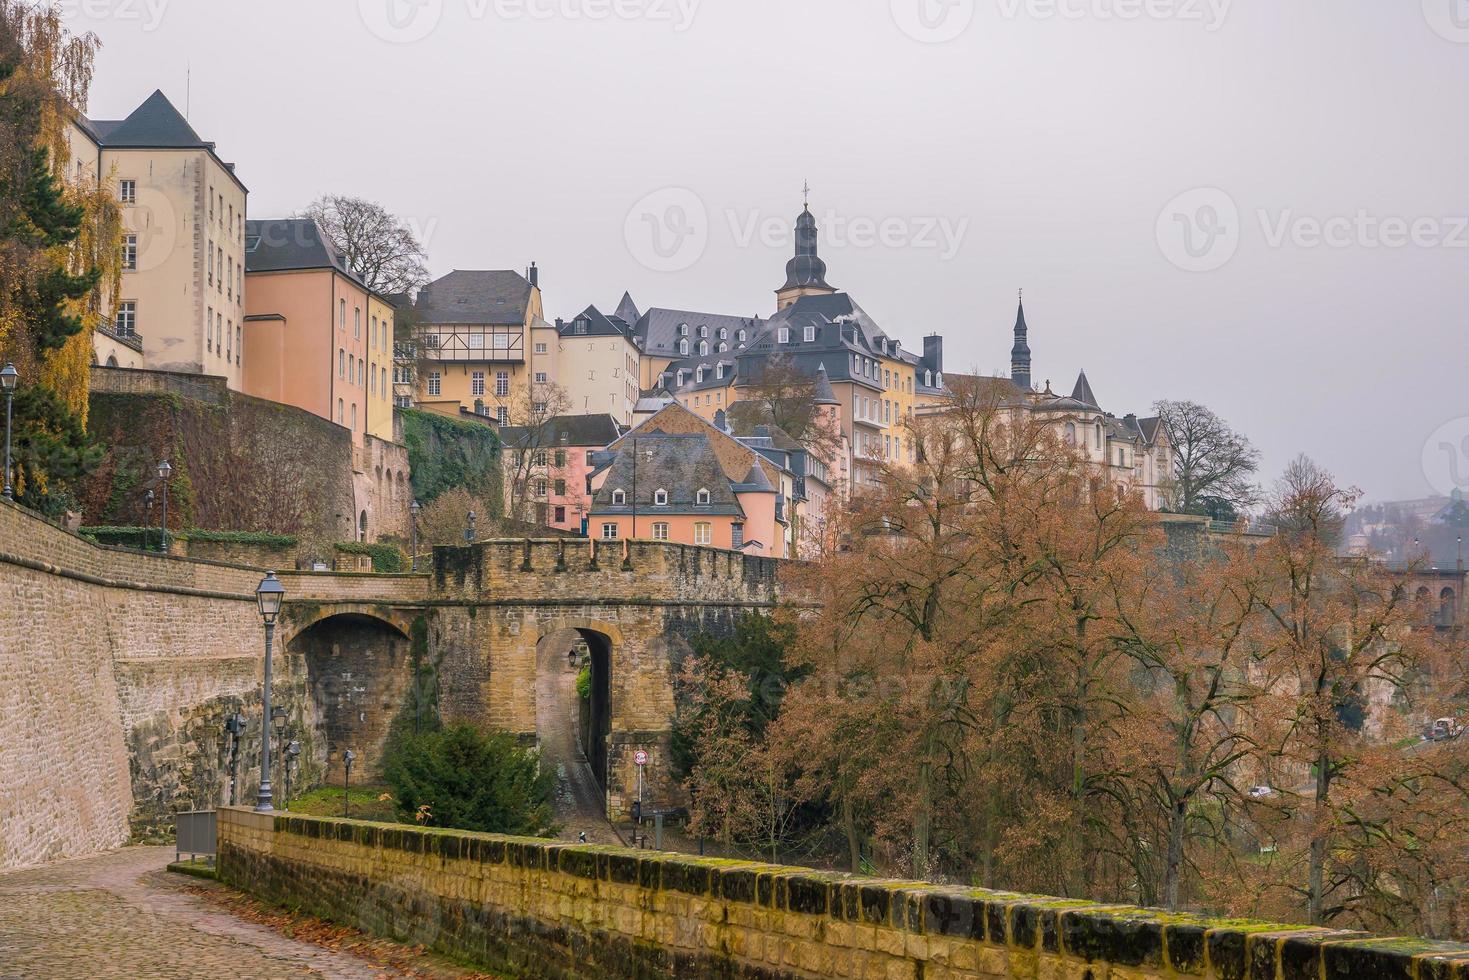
[335,541,408,573]
[79,526,298,550]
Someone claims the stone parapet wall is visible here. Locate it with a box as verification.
[218,808,1469,980]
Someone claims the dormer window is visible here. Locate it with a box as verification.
[698,340,708,356]
[717,342,727,353]
[737,329,747,342]
[778,327,790,344]
[718,327,727,340]
[696,488,711,505]
[924,370,933,388]
[679,338,689,356]
[654,489,668,506]
[880,338,888,355]
[696,367,705,383]
[803,325,816,342]
[574,318,588,334]
[716,363,726,379]
[699,324,708,338]
[676,370,686,387]
[679,323,689,336]
[612,488,626,504]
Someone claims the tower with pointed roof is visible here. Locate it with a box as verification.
[1011,291,1032,391]
[72,88,249,389]
[775,196,837,311]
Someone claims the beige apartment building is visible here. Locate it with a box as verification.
[412,266,547,424]
[544,306,641,426]
[67,90,248,387]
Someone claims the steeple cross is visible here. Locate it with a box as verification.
[802,179,811,209]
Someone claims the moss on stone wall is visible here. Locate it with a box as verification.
[399,409,501,509]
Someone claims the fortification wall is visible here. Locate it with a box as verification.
[219,808,1469,980]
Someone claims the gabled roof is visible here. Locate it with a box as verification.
[562,305,634,339]
[634,307,763,359]
[613,291,641,325]
[1071,370,1099,408]
[416,270,534,326]
[499,413,622,449]
[591,433,744,516]
[245,218,356,282]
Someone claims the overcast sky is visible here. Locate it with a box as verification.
[70,0,1469,505]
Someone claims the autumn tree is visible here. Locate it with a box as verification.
[415,487,496,547]
[297,195,430,295]
[1153,399,1261,519]
[1246,457,1427,926]
[0,2,120,513]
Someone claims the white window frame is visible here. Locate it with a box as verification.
[427,371,442,396]
[696,488,710,505]
[115,301,136,337]
[122,234,138,271]
[612,488,626,505]
[652,522,669,541]
[694,522,712,545]
[778,327,790,344]
[653,489,668,506]
[803,325,815,342]
[601,523,619,540]
[119,179,136,204]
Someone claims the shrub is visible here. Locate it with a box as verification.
[576,666,592,701]
[383,725,556,836]
[335,541,408,573]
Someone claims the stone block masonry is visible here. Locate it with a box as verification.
[218,807,1469,980]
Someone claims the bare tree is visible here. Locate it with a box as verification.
[499,381,574,525]
[1153,400,1261,519]
[735,355,844,466]
[297,195,430,295]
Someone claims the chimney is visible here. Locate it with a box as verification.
[924,334,944,373]
[528,261,539,288]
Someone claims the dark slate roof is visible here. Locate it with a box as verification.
[92,89,206,148]
[812,363,839,405]
[590,433,743,516]
[416,270,534,326]
[245,218,355,280]
[634,307,764,359]
[85,89,247,191]
[561,305,634,339]
[500,413,622,449]
[1071,370,1099,408]
[723,405,805,452]
[614,292,641,325]
[734,463,776,493]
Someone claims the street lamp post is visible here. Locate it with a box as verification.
[254,571,285,811]
[465,509,476,544]
[1,363,18,501]
[270,705,288,804]
[223,712,246,806]
[410,499,421,571]
[144,490,155,552]
[156,460,172,552]
[342,749,356,818]
[283,739,300,809]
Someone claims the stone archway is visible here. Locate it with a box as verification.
[288,612,412,787]
[535,626,616,839]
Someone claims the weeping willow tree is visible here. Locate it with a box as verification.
[0,1,120,512]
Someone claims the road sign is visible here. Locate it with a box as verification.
[634,750,649,766]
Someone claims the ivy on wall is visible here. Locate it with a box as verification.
[399,409,502,511]
[335,541,408,573]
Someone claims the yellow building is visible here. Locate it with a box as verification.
[69,90,248,388]
[411,266,546,424]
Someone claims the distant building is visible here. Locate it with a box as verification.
[411,265,546,424]
[67,90,248,387]
[242,218,397,445]
[500,413,623,534]
[588,402,797,558]
[544,306,642,426]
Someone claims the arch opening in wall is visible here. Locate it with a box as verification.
[289,611,412,792]
[535,626,615,815]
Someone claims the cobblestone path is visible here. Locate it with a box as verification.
[0,846,413,979]
[535,643,623,847]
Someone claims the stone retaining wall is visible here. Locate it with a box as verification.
[217,807,1469,980]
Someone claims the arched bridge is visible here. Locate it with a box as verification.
[277,538,782,817]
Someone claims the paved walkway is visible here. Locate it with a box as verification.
[0,847,419,979]
[536,644,623,846]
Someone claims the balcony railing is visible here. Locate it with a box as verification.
[96,318,144,353]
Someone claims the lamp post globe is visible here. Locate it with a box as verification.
[254,571,286,811]
[410,499,422,571]
[465,509,476,543]
[1,362,17,502]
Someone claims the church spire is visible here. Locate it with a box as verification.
[775,184,836,310]
[1011,289,1032,391]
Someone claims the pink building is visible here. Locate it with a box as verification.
[500,414,623,533]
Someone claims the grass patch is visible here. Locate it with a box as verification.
[288,783,401,823]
